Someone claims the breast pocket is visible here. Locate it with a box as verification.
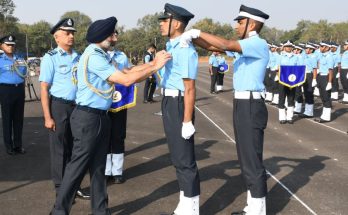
[56,65,71,75]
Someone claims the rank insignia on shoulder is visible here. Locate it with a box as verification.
[94,48,105,55]
[47,50,58,56]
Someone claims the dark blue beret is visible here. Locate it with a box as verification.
[0,35,16,45]
[86,17,117,43]
[234,5,269,23]
[158,3,194,25]
[50,18,76,34]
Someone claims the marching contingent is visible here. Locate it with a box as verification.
[264,39,348,124]
[0,1,348,215]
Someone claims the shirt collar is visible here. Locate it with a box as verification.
[248,31,258,37]
[57,46,77,57]
[167,36,181,49]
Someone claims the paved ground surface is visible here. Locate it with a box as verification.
[0,63,347,215]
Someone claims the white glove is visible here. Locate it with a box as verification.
[179,29,201,48]
[182,121,195,139]
[325,82,332,91]
[274,75,279,81]
[336,72,340,78]
[312,79,317,87]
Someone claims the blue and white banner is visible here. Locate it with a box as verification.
[109,84,137,112]
[279,65,306,88]
[218,63,229,74]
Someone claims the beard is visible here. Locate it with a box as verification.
[100,39,116,50]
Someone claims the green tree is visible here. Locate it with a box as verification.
[117,13,164,62]
[260,26,284,44]
[25,21,51,57]
[191,18,234,55]
[0,0,15,19]
[0,0,18,39]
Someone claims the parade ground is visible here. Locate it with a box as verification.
[0,62,347,215]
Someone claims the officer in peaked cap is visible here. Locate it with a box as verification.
[0,35,27,156]
[158,3,194,37]
[181,4,270,215]
[330,42,341,100]
[50,18,76,34]
[313,41,334,123]
[39,17,90,202]
[50,16,170,215]
[158,3,200,215]
[340,40,348,104]
[0,35,16,45]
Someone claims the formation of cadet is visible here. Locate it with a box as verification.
[263,39,348,124]
[0,35,26,155]
[1,2,348,215]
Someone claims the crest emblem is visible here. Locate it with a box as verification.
[9,36,13,41]
[112,91,122,103]
[288,74,297,82]
[67,19,72,26]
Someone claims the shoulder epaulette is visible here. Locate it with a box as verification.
[47,50,58,56]
[94,48,105,55]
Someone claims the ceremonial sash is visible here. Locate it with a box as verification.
[279,65,306,88]
[109,84,137,112]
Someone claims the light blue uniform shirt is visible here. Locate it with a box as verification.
[280,52,301,66]
[75,44,116,110]
[314,49,322,61]
[269,51,280,71]
[0,53,27,84]
[318,52,334,75]
[208,54,219,67]
[217,55,226,65]
[341,51,348,69]
[331,52,341,67]
[159,36,198,91]
[296,53,305,65]
[303,53,318,73]
[109,50,129,70]
[39,47,79,101]
[226,34,269,92]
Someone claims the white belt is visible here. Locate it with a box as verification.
[162,88,184,97]
[234,91,263,99]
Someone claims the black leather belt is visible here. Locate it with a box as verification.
[76,105,108,115]
[0,83,24,87]
[51,96,75,105]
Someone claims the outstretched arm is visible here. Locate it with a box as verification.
[196,32,242,53]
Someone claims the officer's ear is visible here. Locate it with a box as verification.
[250,19,263,33]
